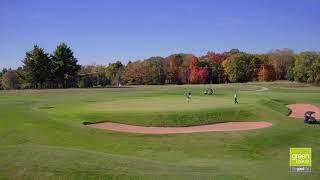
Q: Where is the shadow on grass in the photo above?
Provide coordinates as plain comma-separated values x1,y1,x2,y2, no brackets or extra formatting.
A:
38,106,55,109
83,121,96,125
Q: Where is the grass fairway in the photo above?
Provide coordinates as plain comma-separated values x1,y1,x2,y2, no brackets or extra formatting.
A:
0,81,320,179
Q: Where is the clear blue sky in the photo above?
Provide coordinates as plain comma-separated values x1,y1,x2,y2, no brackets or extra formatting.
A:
1,0,320,69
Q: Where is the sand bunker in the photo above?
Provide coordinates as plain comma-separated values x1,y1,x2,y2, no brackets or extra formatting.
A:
287,104,320,119
87,121,272,134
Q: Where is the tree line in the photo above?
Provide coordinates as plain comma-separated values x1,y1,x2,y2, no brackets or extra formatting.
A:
0,45,319,89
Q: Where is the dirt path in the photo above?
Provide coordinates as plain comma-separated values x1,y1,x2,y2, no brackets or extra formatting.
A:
287,104,320,119
87,121,272,134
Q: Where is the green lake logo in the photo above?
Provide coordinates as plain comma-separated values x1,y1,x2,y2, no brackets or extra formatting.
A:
289,148,312,172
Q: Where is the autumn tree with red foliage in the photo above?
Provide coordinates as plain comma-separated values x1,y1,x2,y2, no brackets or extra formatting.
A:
206,51,227,64
197,68,208,83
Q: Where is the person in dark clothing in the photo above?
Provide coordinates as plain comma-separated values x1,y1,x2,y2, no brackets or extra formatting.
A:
234,93,238,104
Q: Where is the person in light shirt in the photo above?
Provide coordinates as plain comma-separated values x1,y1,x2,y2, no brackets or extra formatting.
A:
186,92,192,104
234,93,238,104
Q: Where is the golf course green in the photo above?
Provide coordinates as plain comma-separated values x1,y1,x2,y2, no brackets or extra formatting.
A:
0,81,319,179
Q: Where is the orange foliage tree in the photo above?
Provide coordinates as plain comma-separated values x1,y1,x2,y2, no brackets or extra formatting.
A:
166,55,181,84
258,64,276,81
189,57,199,83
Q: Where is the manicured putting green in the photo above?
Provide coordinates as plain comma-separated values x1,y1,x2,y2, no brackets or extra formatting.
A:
87,95,259,112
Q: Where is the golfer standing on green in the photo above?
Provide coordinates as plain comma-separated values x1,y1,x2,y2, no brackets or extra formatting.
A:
187,92,192,104
234,93,238,104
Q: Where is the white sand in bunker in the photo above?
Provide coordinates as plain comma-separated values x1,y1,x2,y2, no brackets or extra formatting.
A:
87,121,272,134
287,104,320,119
